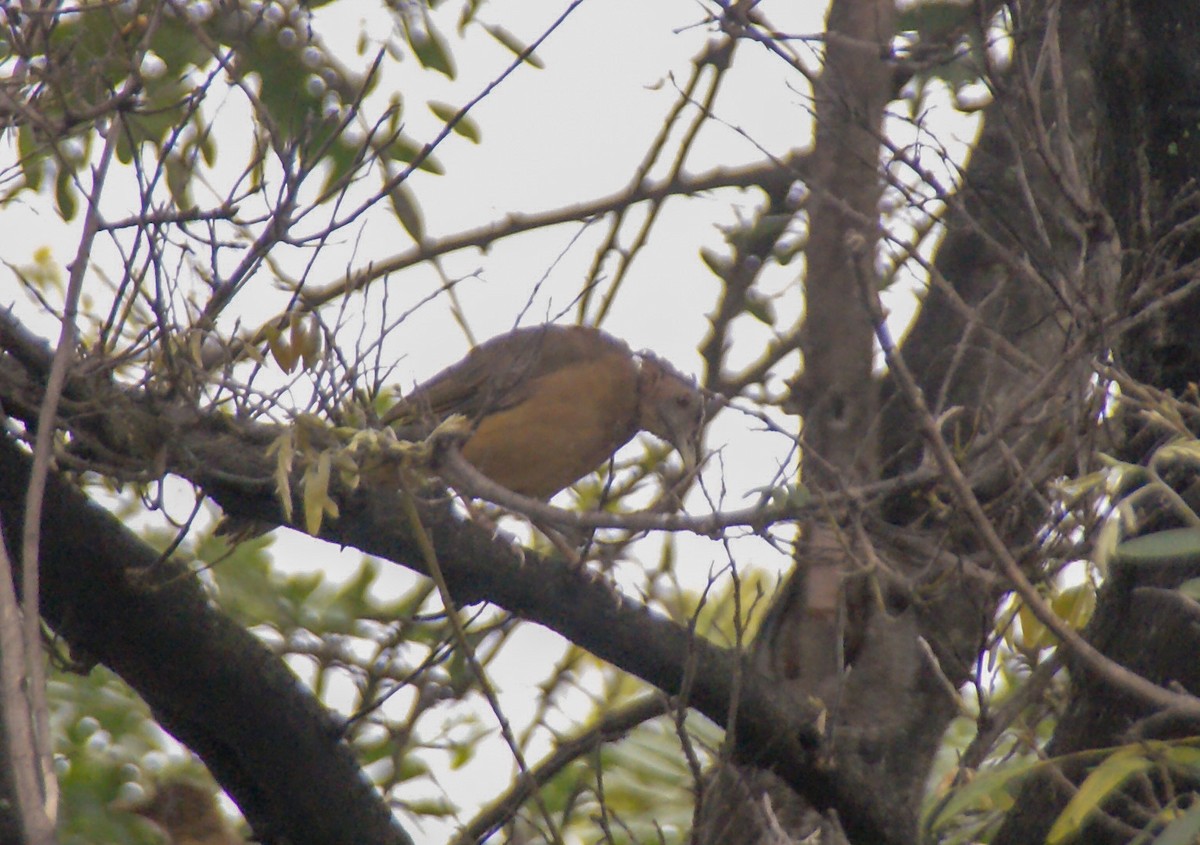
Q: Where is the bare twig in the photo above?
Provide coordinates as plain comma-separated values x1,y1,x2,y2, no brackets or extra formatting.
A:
438,447,934,536
395,488,565,845
453,696,670,845
0,515,50,845
859,254,1200,720
15,91,124,845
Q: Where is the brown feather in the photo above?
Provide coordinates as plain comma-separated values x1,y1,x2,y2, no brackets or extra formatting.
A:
383,324,705,497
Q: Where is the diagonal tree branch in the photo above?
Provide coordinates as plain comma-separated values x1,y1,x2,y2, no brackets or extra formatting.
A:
0,307,910,845
0,437,412,845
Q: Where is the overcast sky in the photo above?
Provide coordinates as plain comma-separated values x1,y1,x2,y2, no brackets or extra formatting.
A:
1,1,985,838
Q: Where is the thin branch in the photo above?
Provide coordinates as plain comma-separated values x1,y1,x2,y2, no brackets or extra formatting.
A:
396,488,565,845
857,241,1200,721
18,94,123,845
0,514,47,845
296,155,805,311
437,447,934,536
453,696,670,845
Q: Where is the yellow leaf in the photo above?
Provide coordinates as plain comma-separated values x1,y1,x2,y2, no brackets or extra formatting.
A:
300,318,323,369
242,335,267,365
304,449,333,535
264,324,297,373
1017,600,1050,653
267,428,295,523
1052,583,1096,631
1164,745,1200,771
1047,748,1153,844
187,330,205,367
1153,438,1200,467
288,312,304,357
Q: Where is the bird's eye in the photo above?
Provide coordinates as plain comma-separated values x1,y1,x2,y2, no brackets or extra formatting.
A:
675,395,692,408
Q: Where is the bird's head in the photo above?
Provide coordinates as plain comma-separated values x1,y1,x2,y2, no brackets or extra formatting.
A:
635,353,709,477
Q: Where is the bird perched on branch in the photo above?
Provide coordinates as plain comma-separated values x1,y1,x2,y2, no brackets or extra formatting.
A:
382,324,707,498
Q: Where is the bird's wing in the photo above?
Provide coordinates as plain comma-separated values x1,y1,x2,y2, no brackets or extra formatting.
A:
388,325,623,423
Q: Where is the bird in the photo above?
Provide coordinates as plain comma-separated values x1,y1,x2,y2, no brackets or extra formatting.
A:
381,324,707,498
118,779,242,845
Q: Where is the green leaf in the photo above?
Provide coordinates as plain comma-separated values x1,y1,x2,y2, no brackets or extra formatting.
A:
428,101,481,143
384,136,443,174
18,125,45,191
449,740,475,769
1115,528,1200,567
198,130,216,167
407,16,456,79
388,182,425,240
372,579,435,621
1179,578,1200,601
1047,748,1154,844
405,797,456,817
55,166,78,221
729,212,789,254
896,0,973,40
744,290,777,325
145,16,210,73
700,246,732,277
483,23,544,68
164,155,193,210
394,755,430,783
320,140,360,198
333,557,380,608
924,759,1036,834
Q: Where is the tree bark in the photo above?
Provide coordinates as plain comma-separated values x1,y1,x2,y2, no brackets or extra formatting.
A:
995,0,1200,840
703,0,1119,840
0,313,909,845
0,437,411,845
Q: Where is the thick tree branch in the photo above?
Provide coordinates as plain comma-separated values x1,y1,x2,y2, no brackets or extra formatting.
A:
0,438,411,845
0,309,909,845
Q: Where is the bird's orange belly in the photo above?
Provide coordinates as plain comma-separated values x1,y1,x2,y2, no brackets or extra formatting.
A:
461,358,638,497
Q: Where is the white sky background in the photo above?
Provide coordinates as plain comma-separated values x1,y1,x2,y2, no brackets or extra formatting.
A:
315,2,831,834
1,0,982,839
336,0,821,366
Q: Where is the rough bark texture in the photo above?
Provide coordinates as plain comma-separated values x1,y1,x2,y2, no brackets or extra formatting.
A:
0,437,412,845
0,312,907,845
697,5,901,840
0,729,21,845
703,0,1121,840
994,0,1200,841
5,0,1200,842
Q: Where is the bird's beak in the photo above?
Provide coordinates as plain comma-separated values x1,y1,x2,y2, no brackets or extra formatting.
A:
636,354,709,479
674,430,701,479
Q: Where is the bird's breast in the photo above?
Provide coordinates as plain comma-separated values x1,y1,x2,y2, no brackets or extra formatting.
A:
460,354,640,497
